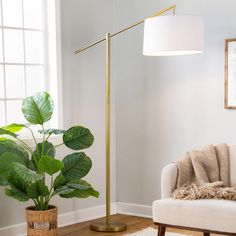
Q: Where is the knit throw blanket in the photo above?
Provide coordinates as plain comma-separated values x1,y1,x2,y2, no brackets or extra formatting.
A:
172,143,236,200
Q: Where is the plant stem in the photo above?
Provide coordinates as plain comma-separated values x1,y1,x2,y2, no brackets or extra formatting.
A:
40,195,44,210
16,137,33,154
28,127,37,146
33,199,38,209
35,198,41,210
45,175,54,209
41,124,46,156
46,143,64,156
54,143,64,148
45,134,51,142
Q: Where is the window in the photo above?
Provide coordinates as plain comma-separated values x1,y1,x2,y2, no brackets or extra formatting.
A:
0,0,61,130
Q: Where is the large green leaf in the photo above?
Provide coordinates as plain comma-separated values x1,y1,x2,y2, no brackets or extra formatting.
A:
0,153,28,179
38,129,65,136
0,137,9,141
5,186,29,202
8,173,28,193
32,141,55,165
6,166,37,202
60,187,99,198
0,140,29,166
0,176,8,186
21,91,54,125
63,126,94,150
28,160,36,171
54,185,74,195
27,180,49,198
67,179,93,191
54,179,99,198
0,140,30,179
53,173,66,189
38,155,64,175
13,162,43,182
0,128,17,138
1,123,26,133
62,152,92,180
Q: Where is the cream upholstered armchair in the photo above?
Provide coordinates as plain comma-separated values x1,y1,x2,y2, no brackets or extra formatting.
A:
152,145,236,236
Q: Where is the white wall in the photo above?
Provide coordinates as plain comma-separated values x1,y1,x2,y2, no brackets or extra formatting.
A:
115,0,236,205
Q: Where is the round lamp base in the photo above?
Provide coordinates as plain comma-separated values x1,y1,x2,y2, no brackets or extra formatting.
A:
90,221,127,232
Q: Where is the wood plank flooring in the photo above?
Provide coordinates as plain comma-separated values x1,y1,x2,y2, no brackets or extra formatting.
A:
58,214,223,236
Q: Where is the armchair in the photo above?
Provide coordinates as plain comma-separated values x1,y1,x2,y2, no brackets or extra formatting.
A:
153,145,236,236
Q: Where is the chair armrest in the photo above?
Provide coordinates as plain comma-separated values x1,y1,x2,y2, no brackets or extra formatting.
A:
161,163,178,198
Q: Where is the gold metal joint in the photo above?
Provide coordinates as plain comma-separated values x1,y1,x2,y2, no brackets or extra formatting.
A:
173,4,176,15
148,5,177,19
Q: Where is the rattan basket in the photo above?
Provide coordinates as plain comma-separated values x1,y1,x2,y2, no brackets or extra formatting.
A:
25,205,58,236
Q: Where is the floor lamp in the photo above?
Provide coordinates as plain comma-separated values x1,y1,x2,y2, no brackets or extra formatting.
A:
74,5,204,232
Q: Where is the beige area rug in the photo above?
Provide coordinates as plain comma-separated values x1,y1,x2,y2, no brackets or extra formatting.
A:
125,227,190,236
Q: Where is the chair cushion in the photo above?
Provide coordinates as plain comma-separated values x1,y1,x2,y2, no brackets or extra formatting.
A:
229,145,236,187
153,198,236,233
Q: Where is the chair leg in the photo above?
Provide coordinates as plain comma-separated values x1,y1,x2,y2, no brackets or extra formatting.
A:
157,225,166,236
203,233,210,236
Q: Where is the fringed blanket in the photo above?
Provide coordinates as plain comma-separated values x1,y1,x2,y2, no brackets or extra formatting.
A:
172,144,236,201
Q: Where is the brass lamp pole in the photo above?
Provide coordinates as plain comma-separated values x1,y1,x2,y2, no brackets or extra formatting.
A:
75,5,176,232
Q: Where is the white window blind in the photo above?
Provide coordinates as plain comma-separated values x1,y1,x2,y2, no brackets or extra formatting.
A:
0,0,51,126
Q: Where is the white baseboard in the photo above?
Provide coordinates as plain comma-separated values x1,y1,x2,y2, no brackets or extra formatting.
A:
117,202,152,218
0,222,26,236
0,202,152,236
58,202,117,227
0,202,117,236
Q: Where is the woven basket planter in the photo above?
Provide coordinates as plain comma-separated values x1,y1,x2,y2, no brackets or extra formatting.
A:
25,205,58,236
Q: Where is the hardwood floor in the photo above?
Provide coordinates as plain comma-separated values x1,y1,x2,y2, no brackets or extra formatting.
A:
58,214,223,236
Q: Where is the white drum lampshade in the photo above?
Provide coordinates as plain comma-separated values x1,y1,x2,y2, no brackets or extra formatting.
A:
143,15,204,56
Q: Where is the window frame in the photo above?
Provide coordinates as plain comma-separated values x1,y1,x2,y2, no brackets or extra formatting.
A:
0,0,63,136
45,0,63,130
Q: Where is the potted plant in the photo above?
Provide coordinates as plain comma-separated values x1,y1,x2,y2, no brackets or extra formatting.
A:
0,91,99,236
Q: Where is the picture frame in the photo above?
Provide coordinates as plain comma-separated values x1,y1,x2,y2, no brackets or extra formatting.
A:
225,38,236,109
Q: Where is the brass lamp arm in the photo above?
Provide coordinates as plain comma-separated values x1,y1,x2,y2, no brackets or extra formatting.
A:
74,4,176,54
